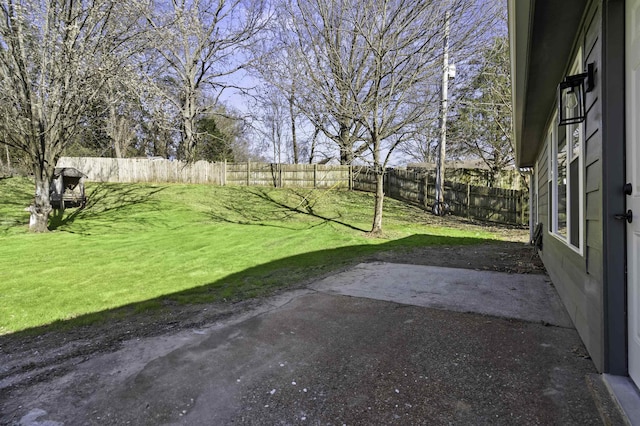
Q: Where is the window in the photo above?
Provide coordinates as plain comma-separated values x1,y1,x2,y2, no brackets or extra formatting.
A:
556,122,568,238
548,52,584,253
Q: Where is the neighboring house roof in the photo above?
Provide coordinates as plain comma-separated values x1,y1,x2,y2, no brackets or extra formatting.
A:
508,0,589,167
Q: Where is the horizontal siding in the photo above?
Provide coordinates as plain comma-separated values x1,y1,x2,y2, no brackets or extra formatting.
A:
586,160,601,193
586,206,603,249
585,128,601,167
541,236,603,369
584,4,600,59
537,144,549,229
583,2,604,294
584,4,601,119
537,142,549,222
587,245,603,282
535,0,604,372
586,190,602,221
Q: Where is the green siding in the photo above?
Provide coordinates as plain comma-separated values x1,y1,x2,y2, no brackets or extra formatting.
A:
536,0,605,372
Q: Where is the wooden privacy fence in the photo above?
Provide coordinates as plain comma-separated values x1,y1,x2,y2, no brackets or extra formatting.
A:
57,157,528,224
354,168,528,225
57,157,352,189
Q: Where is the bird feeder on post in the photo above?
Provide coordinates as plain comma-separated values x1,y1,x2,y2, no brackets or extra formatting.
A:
49,167,87,211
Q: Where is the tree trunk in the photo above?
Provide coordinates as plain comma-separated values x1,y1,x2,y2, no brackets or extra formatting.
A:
111,104,124,159
182,87,198,162
308,127,320,164
370,171,384,234
183,115,196,162
29,172,52,232
489,168,499,188
289,94,298,164
338,124,354,165
4,144,10,174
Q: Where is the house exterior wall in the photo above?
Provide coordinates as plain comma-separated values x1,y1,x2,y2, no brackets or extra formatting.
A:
533,1,606,371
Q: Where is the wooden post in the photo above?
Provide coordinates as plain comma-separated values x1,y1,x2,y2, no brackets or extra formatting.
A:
520,191,525,225
223,159,227,186
349,165,353,190
314,164,318,188
279,163,283,188
423,174,428,209
247,160,250,186
434,8,451,216
466,183,471,219
384,169,387,195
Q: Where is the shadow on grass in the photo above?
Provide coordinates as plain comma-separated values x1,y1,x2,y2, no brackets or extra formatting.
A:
0,234,540,391
0,177,34,232
0,178,168,233
49,183,167,233
1,233,499,340
209,187,368,232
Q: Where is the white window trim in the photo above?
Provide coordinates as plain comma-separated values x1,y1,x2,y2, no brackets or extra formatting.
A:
547,50,585,256
547,121,558,236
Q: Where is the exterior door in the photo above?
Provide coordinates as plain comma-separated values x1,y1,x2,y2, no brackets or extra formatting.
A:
627,0,640,388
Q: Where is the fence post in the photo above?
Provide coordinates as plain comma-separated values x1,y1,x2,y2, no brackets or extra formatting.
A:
520,191,525,225
279,163,283,188
466,183,471,219
385,169,390,196
422,174,428,209
223,160,227,186
247,160,250,186
314,164,318,188
349,165,353,190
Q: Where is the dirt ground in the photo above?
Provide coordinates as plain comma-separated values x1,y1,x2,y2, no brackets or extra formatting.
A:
0,222,545,411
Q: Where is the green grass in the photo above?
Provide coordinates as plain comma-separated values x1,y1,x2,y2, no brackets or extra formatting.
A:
0,177,501,335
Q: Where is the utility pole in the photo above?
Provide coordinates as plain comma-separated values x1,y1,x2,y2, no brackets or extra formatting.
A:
434,8,451,216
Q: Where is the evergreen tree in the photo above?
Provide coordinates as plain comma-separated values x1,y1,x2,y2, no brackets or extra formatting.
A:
448,36,513,186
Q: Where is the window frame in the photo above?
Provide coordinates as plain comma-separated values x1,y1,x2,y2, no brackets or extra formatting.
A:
547,51,585,255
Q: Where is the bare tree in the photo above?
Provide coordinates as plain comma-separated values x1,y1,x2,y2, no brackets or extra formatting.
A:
448,35,513,186
249,81,325,164
0,0,148,231
281,0,372,166
383,0,503,166
253,87,288,163
211,106,253,161
145,0,268,162
285,0,479,233
250,11,327,165
104,79,142,158
354,0,456,232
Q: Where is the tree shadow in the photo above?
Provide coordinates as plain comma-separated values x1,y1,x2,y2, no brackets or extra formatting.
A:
209,187,368,232
49,183,167,233
0,233,529,390
0,177,35,232
1,233,492,334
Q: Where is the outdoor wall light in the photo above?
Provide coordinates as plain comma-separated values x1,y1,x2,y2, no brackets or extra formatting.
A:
558,62,595,126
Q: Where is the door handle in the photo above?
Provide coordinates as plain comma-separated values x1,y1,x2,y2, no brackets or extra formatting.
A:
614,210,633,223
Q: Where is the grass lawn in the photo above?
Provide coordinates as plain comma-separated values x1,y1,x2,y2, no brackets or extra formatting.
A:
0,176,503,335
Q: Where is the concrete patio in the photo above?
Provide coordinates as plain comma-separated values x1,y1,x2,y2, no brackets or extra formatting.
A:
4,263,628,425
